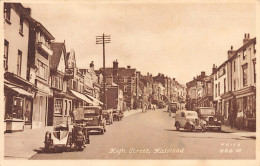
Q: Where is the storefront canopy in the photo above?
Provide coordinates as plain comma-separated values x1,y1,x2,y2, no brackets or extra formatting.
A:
85,94,103,105
70,90,95,105
5,83,33,97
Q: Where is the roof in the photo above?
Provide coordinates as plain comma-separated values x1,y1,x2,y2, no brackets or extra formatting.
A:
50,42,65,70
103,67,136,77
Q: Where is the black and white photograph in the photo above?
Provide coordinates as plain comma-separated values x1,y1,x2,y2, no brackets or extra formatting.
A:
1,0,259,165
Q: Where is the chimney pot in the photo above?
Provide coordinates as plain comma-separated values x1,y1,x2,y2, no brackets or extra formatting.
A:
127,65,131,69
231,46,233,50
244,33,247,38
248,33,250,38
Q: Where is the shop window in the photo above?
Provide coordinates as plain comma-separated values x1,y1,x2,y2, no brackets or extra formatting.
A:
4,40,9,71
54,99,63,115
242,64,248,87
4,3,11,22
12,97,23,119
17,50,22,76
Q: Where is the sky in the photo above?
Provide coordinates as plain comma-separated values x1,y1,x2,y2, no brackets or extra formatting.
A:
23,1,257,84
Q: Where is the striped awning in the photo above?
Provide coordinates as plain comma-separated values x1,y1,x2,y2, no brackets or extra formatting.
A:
5,83,33,97
70,90,95,105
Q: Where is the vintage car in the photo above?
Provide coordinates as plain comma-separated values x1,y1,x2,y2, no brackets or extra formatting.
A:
74,106,106,134
174,110,206,132
103,109,113,125
158,101,166,109
44,117,88,152
196,107,221,131
113,109,124,121
168,102,178,113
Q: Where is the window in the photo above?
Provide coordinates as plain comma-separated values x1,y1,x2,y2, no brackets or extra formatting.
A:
218,82,220,96
4,3,11,22
215,84,217,97
54,99,63,115
233,60,236,72
12,97,24,120
242,64,248,87
37,60,48,80
54,77,58,88
124,77,128,83
124,85,127,92
234,80,236,91
73,80,77,90
253,44,256,53
215,73,217,80
19,16,24,34
69,101,72,115
4,40,9,70
243,50,247,60
253,60,256,83
17,50,22,76
65,100,68,116
224,78,226,93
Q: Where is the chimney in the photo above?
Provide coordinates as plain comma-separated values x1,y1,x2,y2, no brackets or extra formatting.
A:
228,45,235,59
127,65,131,69
193,77,195,80
147,72,149,76
25,7,31,15
212,64,217,73
243,33,251,45
113,59,118,69
201,71,206,78
90,61,94,69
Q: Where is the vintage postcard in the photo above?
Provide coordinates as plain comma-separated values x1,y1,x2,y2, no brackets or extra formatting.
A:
1,0,259,166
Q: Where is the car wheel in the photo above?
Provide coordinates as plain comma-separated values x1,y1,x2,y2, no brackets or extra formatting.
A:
100,129,104,135
175,122,180,131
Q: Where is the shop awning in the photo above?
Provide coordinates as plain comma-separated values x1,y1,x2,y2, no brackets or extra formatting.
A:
5,84,33,97
85,94,103,105
70,90,95,105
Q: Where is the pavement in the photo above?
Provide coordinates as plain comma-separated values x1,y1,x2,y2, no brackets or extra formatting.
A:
4,109,142,160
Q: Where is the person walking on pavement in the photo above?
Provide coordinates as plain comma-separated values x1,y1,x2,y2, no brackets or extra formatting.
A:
237,110,244,130
229,112,234,129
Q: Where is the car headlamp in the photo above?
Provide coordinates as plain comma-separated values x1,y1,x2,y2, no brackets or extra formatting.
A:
214,118,217,121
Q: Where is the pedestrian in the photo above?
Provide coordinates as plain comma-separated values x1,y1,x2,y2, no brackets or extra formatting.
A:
229,112,234,129
237,110,244,130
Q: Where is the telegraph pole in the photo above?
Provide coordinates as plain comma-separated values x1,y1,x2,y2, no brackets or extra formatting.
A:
96,34,111,110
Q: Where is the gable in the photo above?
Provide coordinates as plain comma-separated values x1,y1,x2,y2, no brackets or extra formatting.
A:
57,51,66,73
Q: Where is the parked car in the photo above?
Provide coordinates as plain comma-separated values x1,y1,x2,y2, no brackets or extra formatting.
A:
158,101,166,109
74,106,106,134
113,109,124,121
168,102,178,113
175,110,206,132
103,109,113,125
44,117,88,152
196,107,221,131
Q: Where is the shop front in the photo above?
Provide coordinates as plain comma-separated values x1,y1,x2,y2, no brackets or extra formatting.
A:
4,82,34,132
234,86,256,130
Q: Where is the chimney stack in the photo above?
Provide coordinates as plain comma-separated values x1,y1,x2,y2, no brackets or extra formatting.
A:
90,61,94,68
113,59,118,69
243,33,251,45
25,7,31,15
201,71,206,78
127,65,131,69
228,46,235,59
